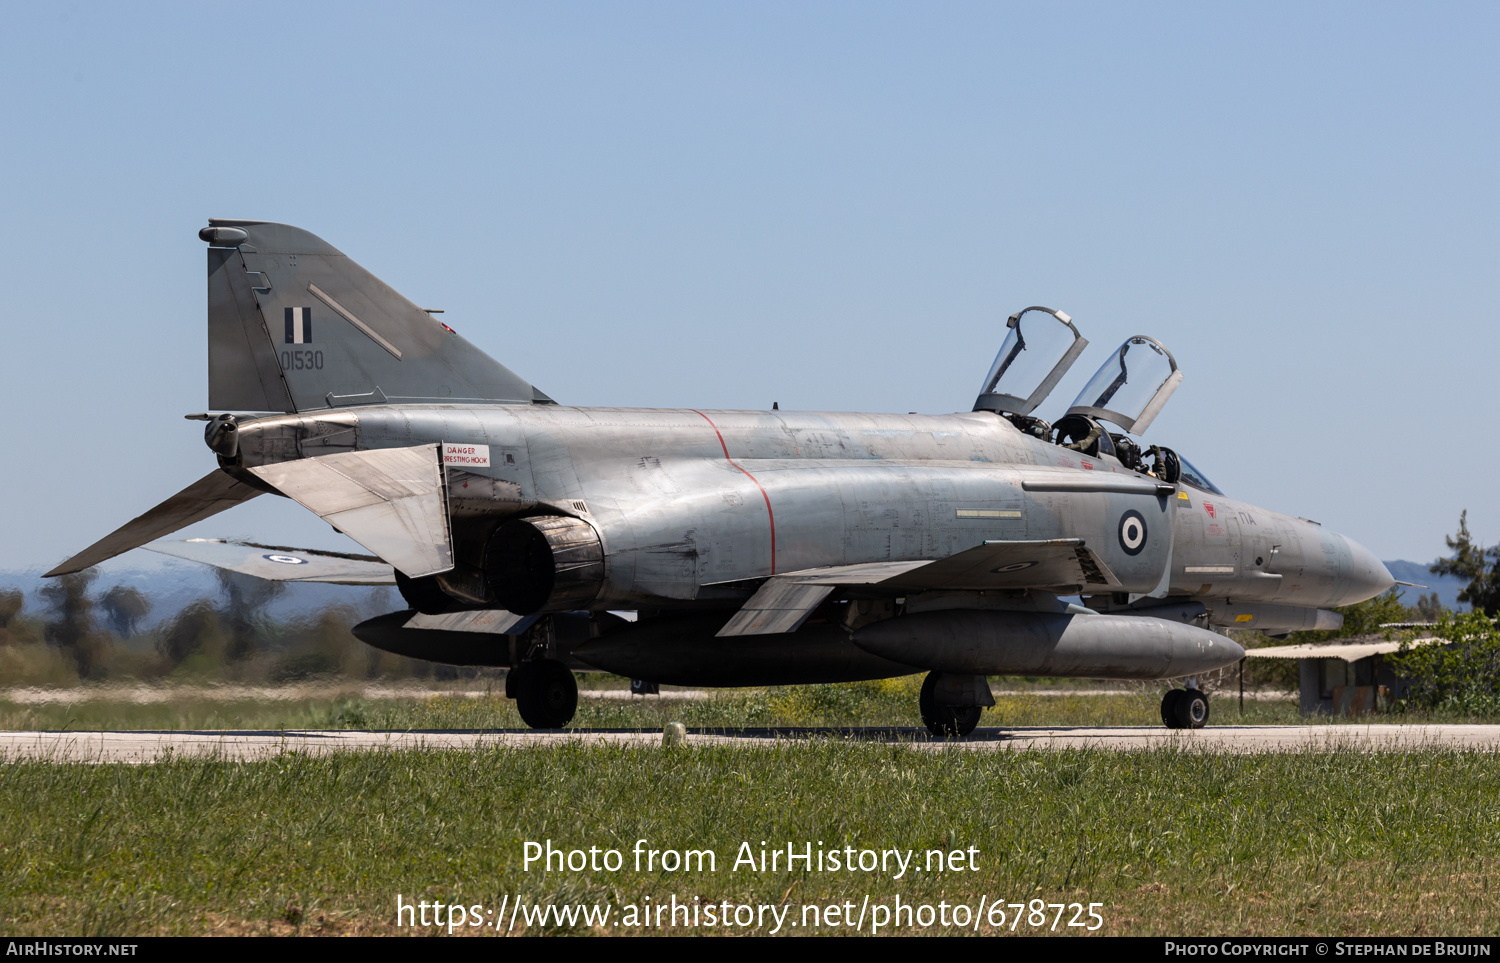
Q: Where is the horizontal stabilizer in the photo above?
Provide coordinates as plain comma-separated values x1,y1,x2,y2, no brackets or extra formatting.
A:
249,445,453,578
145,539,395,585
45,470,263,577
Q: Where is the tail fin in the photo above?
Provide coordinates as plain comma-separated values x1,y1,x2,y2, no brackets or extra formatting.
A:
202,219,552,412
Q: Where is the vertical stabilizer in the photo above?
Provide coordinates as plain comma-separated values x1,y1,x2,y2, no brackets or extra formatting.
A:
208,245,295,412
201,219,551,412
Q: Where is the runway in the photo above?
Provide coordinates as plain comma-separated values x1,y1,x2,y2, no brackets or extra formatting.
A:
4,724,1500,762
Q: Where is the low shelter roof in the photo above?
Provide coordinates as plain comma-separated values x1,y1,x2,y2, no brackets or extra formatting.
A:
1243,635,1443,664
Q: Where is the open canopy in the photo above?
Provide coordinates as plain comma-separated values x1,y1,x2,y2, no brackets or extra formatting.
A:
973,307,1089,416
1064,335,1183,435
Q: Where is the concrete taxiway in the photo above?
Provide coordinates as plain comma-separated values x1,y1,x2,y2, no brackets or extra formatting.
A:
3,725,1500,762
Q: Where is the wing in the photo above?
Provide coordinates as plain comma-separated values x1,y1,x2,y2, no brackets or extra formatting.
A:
874,538,1121,592
248,445,454,578
716,538,1123,637
145,538,396,585
46,470,263,577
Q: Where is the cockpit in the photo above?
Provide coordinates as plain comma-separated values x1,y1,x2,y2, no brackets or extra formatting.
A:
973,306,1222,492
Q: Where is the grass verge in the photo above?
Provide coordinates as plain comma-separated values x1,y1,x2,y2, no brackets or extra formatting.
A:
4,677,1494,731
2,744,1498,936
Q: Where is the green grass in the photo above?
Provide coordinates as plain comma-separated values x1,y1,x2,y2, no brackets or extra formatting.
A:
12,674,1500,733
2,745,1499,936
0,680,1228,731
3,677,1494,732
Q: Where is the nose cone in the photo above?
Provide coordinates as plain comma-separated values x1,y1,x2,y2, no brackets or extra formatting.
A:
1340,534,1395,605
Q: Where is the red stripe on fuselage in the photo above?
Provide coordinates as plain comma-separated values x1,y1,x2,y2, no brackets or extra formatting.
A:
690,410,776,575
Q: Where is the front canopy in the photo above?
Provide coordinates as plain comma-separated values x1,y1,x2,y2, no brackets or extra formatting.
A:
1064,335,1183,435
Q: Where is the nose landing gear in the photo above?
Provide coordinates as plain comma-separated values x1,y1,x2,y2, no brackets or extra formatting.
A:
1160,687,1210,729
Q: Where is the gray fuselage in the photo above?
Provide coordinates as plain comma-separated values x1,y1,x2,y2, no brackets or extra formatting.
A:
226,403,1393,626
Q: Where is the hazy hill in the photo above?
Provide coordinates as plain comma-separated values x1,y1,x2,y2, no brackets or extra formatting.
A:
0,560,395,631
0,559,1473,629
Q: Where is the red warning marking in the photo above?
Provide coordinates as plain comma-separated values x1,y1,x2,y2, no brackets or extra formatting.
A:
691,410,776,574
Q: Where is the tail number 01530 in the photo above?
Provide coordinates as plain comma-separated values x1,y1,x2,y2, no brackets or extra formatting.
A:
280,350,325,371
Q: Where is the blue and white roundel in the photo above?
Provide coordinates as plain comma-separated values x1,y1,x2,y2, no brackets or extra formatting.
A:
263,554,308,565
1118,511,1147,556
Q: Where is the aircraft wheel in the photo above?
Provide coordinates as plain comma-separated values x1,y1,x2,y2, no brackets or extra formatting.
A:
919,672,982,738
505,662,529,700
1174,688,1210,729
514,658,578,730
1160,689,1184,729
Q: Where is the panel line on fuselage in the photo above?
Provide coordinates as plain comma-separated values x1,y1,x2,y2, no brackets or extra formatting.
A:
690,409,777,575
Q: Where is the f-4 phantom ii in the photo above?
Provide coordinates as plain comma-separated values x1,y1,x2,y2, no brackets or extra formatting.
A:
47,219,1395,734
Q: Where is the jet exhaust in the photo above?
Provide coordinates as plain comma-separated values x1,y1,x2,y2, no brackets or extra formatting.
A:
485,515,604,614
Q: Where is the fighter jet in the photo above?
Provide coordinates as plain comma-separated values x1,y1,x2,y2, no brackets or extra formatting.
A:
46,220,1395,734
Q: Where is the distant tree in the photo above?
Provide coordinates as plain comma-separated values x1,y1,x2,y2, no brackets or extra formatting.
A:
156,599,221,667
39,569,109,678
0,588,23,646
0,589,22,629
215,570,285,661
100,585,152,638
1415,591,1446,623
1283,587,1417,647
1387,611,1500,713
1430,510,1500,617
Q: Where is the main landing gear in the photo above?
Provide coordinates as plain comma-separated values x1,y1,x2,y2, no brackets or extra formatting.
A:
919,672,983,738
1160,687,1209,729
508,658,578,729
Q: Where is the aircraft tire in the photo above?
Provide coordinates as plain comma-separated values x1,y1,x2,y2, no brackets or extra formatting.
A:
1160,689,1185,729
919,671,982,738
1174,688,1210,729
505,662,529,700
515,658,578,729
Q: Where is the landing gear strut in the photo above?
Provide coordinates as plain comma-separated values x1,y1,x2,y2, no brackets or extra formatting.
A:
919,672,983,737
1160,687,1209,729
510,658,578,729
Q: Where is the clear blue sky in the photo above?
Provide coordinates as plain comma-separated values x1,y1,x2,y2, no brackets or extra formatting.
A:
2,2,1496,572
